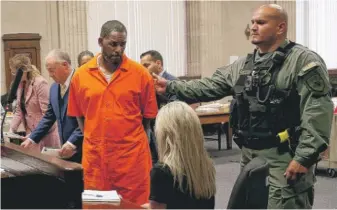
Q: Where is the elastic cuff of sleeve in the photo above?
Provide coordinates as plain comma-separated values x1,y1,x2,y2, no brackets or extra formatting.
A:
293,154,318,169
28,138,37,144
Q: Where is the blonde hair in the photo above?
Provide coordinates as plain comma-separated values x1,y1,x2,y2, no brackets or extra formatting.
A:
155,101,216,199
9,54,41,81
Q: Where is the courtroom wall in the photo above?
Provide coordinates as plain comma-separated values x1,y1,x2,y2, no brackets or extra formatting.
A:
87,0,187,77
1,1,296,94
1,1,87,94
1,1,53,93
186,0,296,77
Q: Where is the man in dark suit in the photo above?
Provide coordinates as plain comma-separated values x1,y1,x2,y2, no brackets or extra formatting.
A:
140,50,177,108
21,49,83,163
140,50,178,165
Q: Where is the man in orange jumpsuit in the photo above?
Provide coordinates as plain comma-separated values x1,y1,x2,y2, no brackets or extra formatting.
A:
67,20,158,205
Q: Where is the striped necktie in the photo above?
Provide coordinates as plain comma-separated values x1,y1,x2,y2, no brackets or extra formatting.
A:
60,84,67,98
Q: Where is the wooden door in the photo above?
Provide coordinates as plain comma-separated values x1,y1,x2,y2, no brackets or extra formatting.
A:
2,33,42,90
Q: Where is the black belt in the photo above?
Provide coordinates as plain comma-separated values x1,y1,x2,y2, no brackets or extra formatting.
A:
237,130,283,150
241,136,282,150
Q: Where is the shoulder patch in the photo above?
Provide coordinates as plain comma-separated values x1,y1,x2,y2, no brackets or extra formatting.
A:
299,65,331,96
305,73,325,93
302,62,319,72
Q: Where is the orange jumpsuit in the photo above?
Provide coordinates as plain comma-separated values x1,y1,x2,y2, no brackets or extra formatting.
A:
67,54,158,205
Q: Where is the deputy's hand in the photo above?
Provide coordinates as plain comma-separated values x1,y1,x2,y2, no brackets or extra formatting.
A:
59,143,76,159
152,73,167,94
284,160,308,181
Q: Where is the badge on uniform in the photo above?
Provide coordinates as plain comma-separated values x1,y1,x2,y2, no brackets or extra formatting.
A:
305,73,325,92
300,61,329,95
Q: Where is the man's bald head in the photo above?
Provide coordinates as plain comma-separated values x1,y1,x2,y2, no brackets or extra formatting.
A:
250,4,288,51
258,4,288,25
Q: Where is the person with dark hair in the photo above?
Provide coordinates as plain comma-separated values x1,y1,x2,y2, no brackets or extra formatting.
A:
77,50,94,67
140,50,178,165
140,50,176,81
67,20,158,205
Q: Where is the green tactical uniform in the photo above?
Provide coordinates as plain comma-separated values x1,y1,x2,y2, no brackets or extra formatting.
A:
166,39,334,209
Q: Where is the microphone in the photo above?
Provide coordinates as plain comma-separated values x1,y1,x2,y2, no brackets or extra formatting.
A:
1,68,24,143
7,68,24,105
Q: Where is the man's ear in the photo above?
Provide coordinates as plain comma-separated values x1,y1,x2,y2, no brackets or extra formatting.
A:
98,37,103,47
62,61,68,68
277,22,287,35
155,60,162,67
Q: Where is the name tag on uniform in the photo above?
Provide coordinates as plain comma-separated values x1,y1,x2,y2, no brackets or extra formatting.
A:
302,62,318,72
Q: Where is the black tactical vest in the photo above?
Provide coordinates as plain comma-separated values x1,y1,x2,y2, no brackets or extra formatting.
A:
230,42,300,149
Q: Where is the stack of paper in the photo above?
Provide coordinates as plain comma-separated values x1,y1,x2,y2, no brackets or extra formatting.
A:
41,147,61,158
195,103,230,114
82,190,120,202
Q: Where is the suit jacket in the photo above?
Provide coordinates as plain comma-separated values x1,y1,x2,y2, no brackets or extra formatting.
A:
162,71,177,81
10,76,60,150
29,81,83,163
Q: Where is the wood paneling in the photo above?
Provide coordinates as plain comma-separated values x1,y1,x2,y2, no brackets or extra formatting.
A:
2,33,42,90
185,1,297,77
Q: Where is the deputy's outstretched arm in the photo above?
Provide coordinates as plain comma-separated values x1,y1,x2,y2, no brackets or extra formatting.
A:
166,58,245,104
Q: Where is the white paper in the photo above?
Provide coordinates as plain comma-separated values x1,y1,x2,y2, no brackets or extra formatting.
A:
82,190,120,202
41,147,61,158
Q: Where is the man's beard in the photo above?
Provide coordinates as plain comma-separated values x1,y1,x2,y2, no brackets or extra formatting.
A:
103,53,122,65
251,36,276,46
251,39,263,45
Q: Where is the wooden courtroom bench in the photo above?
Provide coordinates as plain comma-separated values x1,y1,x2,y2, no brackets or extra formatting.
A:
1,142,83,209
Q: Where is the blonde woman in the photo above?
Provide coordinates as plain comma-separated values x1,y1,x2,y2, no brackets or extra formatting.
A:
9,54,60,151
150,101,216,209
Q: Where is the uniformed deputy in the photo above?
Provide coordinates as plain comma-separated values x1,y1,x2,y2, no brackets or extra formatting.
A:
153,4,334,209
